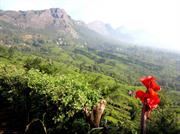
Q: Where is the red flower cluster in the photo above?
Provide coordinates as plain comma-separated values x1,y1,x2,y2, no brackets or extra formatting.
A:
135,76,161,111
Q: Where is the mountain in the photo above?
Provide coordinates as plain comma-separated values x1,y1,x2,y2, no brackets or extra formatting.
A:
88,21,134,43
87,21,114,36
0,9,134,54
88,21,179,52
0,8,78,38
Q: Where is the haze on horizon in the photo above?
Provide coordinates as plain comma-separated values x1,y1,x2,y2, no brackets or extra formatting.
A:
0,0,179,52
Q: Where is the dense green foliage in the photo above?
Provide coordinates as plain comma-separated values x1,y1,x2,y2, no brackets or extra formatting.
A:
0,65,100,133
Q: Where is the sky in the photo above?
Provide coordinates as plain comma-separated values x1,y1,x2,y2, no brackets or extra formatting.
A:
0,0,179,52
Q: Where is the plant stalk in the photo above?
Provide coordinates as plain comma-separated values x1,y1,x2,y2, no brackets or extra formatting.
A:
140,104,147,134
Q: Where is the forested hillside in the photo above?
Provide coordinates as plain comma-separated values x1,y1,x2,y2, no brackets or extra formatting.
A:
0,8,179,134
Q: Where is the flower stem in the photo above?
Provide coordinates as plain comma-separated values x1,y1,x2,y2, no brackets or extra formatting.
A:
141,104,147,134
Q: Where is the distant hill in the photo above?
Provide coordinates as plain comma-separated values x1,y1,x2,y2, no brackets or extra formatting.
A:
88,21,134,43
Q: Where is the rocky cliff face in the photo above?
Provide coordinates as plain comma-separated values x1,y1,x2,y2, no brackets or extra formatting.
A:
0,8,78,38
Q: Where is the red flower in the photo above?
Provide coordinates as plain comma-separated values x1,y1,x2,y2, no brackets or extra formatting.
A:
140,76,154,89
147,95,160,110
136,90,160,110
135,90,147,102
140,76,160,91
148,88,158,96
135,76,161,111
150,80,161,91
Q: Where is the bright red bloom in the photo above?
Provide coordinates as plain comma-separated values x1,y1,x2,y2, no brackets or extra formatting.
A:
140,76,154,89
136,90,160,110
140,76,160,91
148,88,158,96
147,95,160,110
150,80,161,91
135,90,147,102
136,76,161,112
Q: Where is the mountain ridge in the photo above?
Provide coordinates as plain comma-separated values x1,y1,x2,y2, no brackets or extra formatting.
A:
87,21,134,43
0,8,79,38
0,8,136,47
0,8,133,52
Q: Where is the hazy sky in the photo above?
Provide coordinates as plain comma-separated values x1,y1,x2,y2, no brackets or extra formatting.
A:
0,0,179,51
